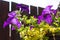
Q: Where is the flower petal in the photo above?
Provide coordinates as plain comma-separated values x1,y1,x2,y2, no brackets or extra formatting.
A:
12,26,15,30
30,25,34,30
42,5,52,15
11,18,21,29
3,17,13,28
38,15,43,24
3,21,9,28
45,15,52,24
8,11,16,17
16,4,29,13
51,10,57,15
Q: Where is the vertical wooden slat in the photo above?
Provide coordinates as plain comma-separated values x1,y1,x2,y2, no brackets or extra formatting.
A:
11,2,19,11
38,7,44,16
0,1,9,40
30,6,37,17
11,2,21,40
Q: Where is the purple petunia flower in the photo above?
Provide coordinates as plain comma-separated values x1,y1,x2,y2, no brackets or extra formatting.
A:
44,14,52,24
38,5,57,24
42,5,52,15
8,11,16,17
12,26,15,30
16,4,29,13
3,11,21,30
37,15,43,24
30,25,34,30
51,10,57,15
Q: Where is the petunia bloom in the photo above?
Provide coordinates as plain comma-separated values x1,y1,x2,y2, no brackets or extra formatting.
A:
51,10,57,15
8,11,16,17
30,25,34,30
44,14,52,24
3,11,21,30
42,5,52,15
16,4,29,13
38,5,57,24
37,15,43,24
